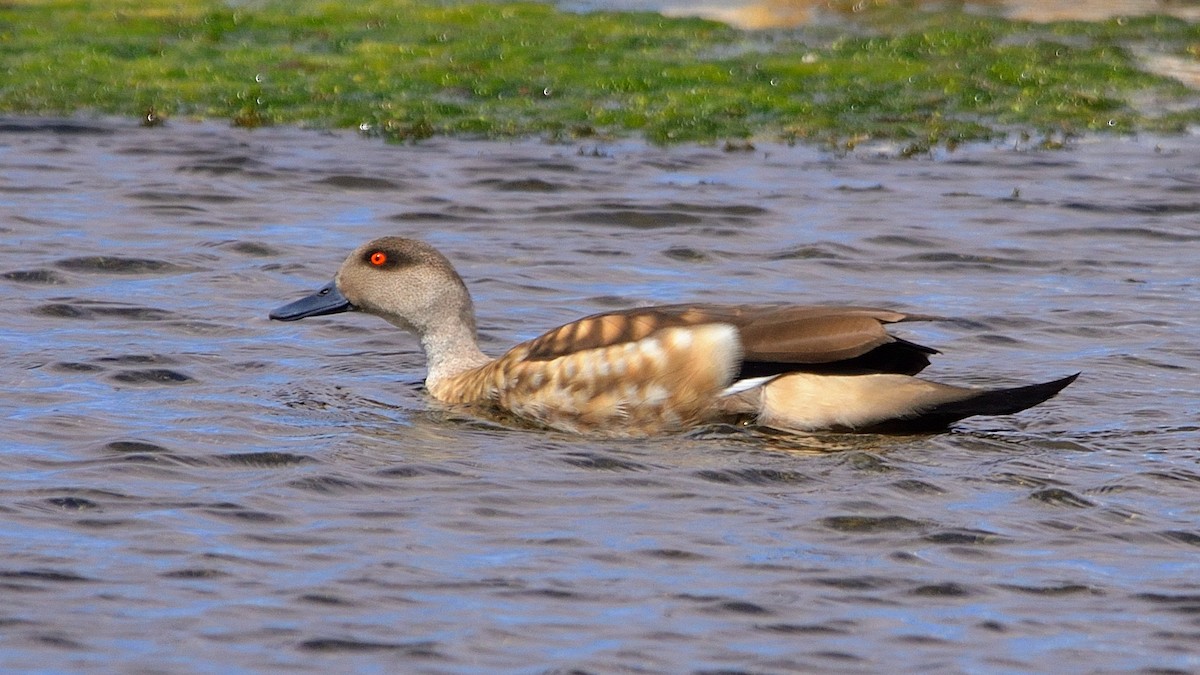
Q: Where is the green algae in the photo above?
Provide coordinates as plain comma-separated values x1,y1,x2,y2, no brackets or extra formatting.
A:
0,0,1196,147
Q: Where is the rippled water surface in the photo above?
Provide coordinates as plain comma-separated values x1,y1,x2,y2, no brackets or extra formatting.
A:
3,118,1199,672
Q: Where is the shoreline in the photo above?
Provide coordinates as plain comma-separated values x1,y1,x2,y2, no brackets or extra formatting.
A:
1,1,1197,149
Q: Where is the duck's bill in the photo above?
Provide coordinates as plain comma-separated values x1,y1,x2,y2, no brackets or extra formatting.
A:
269,280,355,321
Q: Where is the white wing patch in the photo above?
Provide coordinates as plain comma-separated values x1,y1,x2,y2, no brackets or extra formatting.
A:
719,375,778,398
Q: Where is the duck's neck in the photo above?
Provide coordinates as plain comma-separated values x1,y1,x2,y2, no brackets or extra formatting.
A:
420,318,491,399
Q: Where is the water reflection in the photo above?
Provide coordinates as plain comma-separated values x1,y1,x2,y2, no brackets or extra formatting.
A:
2,118,1199,671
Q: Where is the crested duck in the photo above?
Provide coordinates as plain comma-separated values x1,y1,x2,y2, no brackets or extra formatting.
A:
270,236,1077,437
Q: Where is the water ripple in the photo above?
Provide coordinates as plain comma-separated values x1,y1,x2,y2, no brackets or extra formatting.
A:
1,119,1198,672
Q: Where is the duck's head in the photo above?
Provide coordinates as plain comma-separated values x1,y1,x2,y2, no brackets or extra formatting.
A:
269,236,476,337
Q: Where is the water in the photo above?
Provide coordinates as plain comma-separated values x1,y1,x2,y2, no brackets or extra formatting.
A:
2,117,1198,672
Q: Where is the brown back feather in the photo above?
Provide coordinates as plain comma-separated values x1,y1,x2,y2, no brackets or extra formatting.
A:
521,303,934,376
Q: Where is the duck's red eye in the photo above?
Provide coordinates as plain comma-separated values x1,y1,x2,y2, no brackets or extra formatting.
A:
369,251,387,266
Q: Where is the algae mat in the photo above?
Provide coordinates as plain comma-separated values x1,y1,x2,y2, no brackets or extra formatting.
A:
1,0,1198,147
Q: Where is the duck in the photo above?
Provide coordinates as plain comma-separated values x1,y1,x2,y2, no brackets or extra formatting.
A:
270,236,1077,437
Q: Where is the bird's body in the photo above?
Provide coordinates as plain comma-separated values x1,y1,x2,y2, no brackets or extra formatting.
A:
270,237,1076,437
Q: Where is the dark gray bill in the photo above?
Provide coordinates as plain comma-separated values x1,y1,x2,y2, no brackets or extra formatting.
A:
269,280,355,321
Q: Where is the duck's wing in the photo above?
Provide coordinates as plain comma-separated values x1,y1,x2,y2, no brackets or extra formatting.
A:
522,303,937,378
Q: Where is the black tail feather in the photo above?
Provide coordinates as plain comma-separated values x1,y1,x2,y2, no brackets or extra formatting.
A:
864,372,1079,433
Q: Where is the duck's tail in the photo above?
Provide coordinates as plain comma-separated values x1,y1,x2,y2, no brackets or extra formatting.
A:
750,372,1078,433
